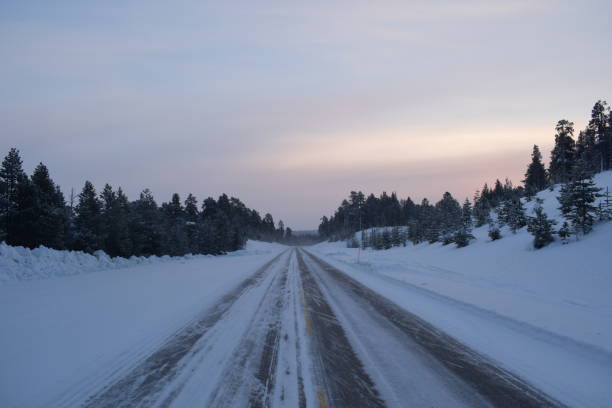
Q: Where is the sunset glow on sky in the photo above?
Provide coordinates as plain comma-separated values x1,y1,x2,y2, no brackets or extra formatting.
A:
2,0,611,229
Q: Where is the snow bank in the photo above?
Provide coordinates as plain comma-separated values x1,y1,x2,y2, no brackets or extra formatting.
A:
0,240,283,284
0,241,287,407
313,171,612,352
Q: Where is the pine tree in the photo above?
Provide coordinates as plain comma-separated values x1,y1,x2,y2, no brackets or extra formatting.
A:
527,206,556,249
382,229,392,249
575,129,598,175
523,145,548,197
461,198,473,229
473,189,491,227
436,192,462,245
161,193,189,256
453,199,474,247
74,181,103,253
391,226,401,247
99,184,131,257
558,169,602,236
30,163,67,249
0,148,27,244
549,119,576,184
497,199,526,233
129,189,162,256
184,193,199,253
589,100,610,171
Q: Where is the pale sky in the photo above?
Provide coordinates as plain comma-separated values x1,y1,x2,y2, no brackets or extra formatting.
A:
1,0,611,229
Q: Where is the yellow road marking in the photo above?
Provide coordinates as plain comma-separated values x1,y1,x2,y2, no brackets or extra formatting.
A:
301,294,313,336
317,390,329,408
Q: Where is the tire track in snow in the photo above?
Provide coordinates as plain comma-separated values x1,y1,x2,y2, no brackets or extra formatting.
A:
301,249,566,408
81,250,289,408
296,249,385,408
204,254,290,408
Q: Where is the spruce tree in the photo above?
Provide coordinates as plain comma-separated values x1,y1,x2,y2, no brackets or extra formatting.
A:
523,145,548,197
589,100,610,171
576,129,598,174
453,199,474,247
184,193,199,253
30,163,67,249
557,169,602,236
473,190,491,227
74,181,103,253
382,229,392,249
0,148,27,244
527,206,556,249
391,226,401,247
497,199,526,233
97,184,132,257
549,119,576,184
130,189,162,256
436,192,462,245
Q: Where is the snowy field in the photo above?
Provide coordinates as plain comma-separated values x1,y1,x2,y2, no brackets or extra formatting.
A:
310,171,612,407
0,241,286,408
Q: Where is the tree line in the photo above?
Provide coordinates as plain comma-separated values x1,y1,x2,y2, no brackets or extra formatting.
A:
319,99,612,249
0,149,292,257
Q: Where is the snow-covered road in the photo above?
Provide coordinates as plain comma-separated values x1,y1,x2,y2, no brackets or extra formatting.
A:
11,234,612,408
2,246,578,408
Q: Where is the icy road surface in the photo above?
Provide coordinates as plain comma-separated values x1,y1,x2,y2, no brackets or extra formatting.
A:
15,248,569,408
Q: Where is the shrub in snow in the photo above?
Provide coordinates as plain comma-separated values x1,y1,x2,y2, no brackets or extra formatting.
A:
453,229,474,248
527,207,556,249
558,222,571,244
488,225,502,241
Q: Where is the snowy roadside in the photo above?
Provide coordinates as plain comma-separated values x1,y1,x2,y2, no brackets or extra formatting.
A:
0,240,286,408
0,240,281,283
307,244,612,407
307,169,612,408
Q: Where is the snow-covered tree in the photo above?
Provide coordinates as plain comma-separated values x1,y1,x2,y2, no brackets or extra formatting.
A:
527,206,556,249
557,169,602,236
523,145,548,197
549,119,576,184
497,199,526,233
74,181,103,253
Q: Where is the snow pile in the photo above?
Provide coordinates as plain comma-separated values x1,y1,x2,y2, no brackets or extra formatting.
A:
0,240,283,283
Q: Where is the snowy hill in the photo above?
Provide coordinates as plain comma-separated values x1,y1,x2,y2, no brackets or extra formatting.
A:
310,175,612,407
313,172,612,355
